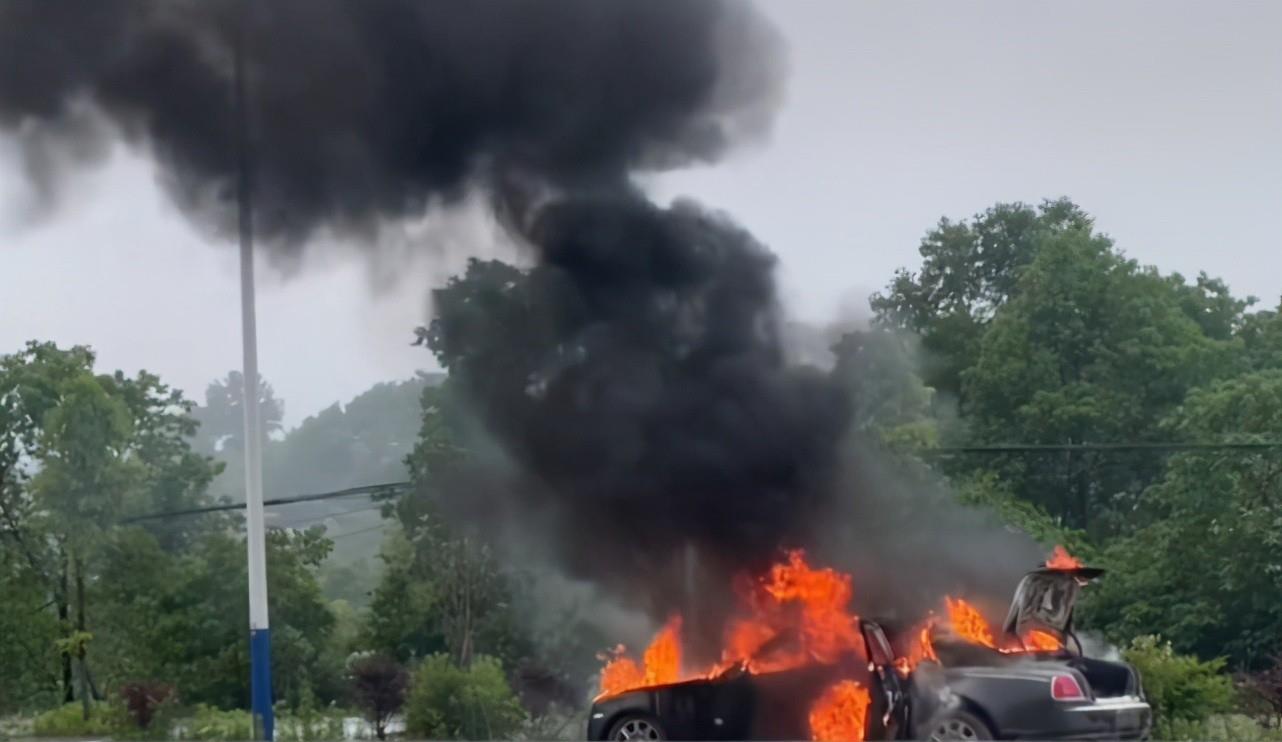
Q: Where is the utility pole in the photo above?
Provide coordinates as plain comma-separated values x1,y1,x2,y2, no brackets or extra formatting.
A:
235,11,274,740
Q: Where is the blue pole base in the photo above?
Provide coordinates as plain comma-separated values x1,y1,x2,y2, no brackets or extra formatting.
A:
250,628,274,741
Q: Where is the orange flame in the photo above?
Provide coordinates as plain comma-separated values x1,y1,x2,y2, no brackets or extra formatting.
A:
720,550,865,672
945,596,995,648
1045,545,1083,570
809,680,870,742
598,551,866,703
1022,629,1063,652
942,597,1063,654
598,616,682,697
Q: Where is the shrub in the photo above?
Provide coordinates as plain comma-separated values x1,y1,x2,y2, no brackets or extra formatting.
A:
32,702,129,737
176,705,254,741
405,654,526,740
121,681,176,731
349,653,410,740
1125,635,1235,737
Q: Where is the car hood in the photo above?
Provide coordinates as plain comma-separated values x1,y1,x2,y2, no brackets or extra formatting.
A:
1001,566,1104,640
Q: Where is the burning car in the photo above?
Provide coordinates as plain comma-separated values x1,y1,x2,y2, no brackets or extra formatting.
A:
587,619,911,740
912,561,1151,741
586,548,1151,741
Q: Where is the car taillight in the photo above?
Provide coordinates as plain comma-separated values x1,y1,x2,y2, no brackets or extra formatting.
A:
1051,674,1088,701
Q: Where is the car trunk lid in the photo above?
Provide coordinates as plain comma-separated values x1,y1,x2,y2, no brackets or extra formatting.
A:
1001,566,1104,642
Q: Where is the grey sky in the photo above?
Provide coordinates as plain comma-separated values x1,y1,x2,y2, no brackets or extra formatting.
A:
3,1,1279,426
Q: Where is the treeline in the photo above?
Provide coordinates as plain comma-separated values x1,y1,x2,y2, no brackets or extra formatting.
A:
3,198,1281,739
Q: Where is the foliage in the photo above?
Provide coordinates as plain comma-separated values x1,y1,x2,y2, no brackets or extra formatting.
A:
871,198,1094,398
31,701,129,737
120,681,175,731
349,654,409,740
959,225,1229,534
1083,371,1282,667
1123,636,1235,737
176,705,254,741
405,654,526,740
1239,655,1282,730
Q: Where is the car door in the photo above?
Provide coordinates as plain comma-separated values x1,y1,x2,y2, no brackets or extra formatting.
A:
861,621,908,739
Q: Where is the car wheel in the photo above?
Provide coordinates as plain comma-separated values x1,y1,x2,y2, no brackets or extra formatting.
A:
929,710,994,741
608,713,667,741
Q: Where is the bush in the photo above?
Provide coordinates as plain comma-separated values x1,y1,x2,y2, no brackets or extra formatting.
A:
175,705,254,741
121,681,177,732
1125,635,1236,737
405,654,526,740
32,702,129,737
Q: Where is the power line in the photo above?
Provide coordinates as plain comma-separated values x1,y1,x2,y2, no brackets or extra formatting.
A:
328,522,392,541
923,442,1282,455
120,481,411,524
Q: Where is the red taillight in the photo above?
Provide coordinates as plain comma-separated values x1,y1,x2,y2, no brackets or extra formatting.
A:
1051,674,1088,701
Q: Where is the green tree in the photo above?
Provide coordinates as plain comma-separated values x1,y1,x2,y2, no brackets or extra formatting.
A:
960,228,1228,533
871,199,1094,399
1083,371,1282,668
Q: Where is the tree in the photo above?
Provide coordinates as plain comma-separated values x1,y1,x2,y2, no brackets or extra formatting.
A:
0,342,223,711
348,654,409,740
190,371,284,456
871,199,1094,399
959,228,1228,533
1082,371,1282,668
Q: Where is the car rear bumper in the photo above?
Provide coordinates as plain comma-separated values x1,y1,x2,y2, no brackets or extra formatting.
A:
1011,695,1152,740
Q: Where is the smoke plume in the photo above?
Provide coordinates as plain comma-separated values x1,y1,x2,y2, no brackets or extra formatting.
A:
3,0,1044,651
0,0,782,246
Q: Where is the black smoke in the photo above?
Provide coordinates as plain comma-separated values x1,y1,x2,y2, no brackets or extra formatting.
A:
3,0,1043,652
0,0,782,246
423,197,853,644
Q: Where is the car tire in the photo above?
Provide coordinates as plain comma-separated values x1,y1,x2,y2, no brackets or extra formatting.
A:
607,713,667,741
929,710,994,741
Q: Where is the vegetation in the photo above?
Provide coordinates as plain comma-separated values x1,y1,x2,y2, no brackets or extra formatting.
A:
3,198,1281,738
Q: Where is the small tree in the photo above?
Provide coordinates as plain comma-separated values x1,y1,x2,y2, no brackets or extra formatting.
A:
120,680,174,732
1239,654,1282,730
349,654,409,740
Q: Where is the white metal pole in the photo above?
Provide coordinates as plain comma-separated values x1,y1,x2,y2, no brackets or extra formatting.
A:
236,16,274,740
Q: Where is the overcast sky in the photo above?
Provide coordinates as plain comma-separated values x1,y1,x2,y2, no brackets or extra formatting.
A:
3,1,1280,427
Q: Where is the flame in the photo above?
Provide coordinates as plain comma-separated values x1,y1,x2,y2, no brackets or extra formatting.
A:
598,616,682,698
896,617,939,677
809,680,870,742
598,648,645,698
942,597,1063,654
720,550,865,672
945,596,995,648
1045,545,1083,570
1023,629,1063,652
596,549,868,737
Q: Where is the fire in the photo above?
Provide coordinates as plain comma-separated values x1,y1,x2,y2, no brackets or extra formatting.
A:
1045,545,1083,570
809,680,870,742
598,616,682,697
895,617,939,677
720,550,865,672
597,551,871,739
1023,629,1063,652
945,596,995,648
942,597,1063,654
